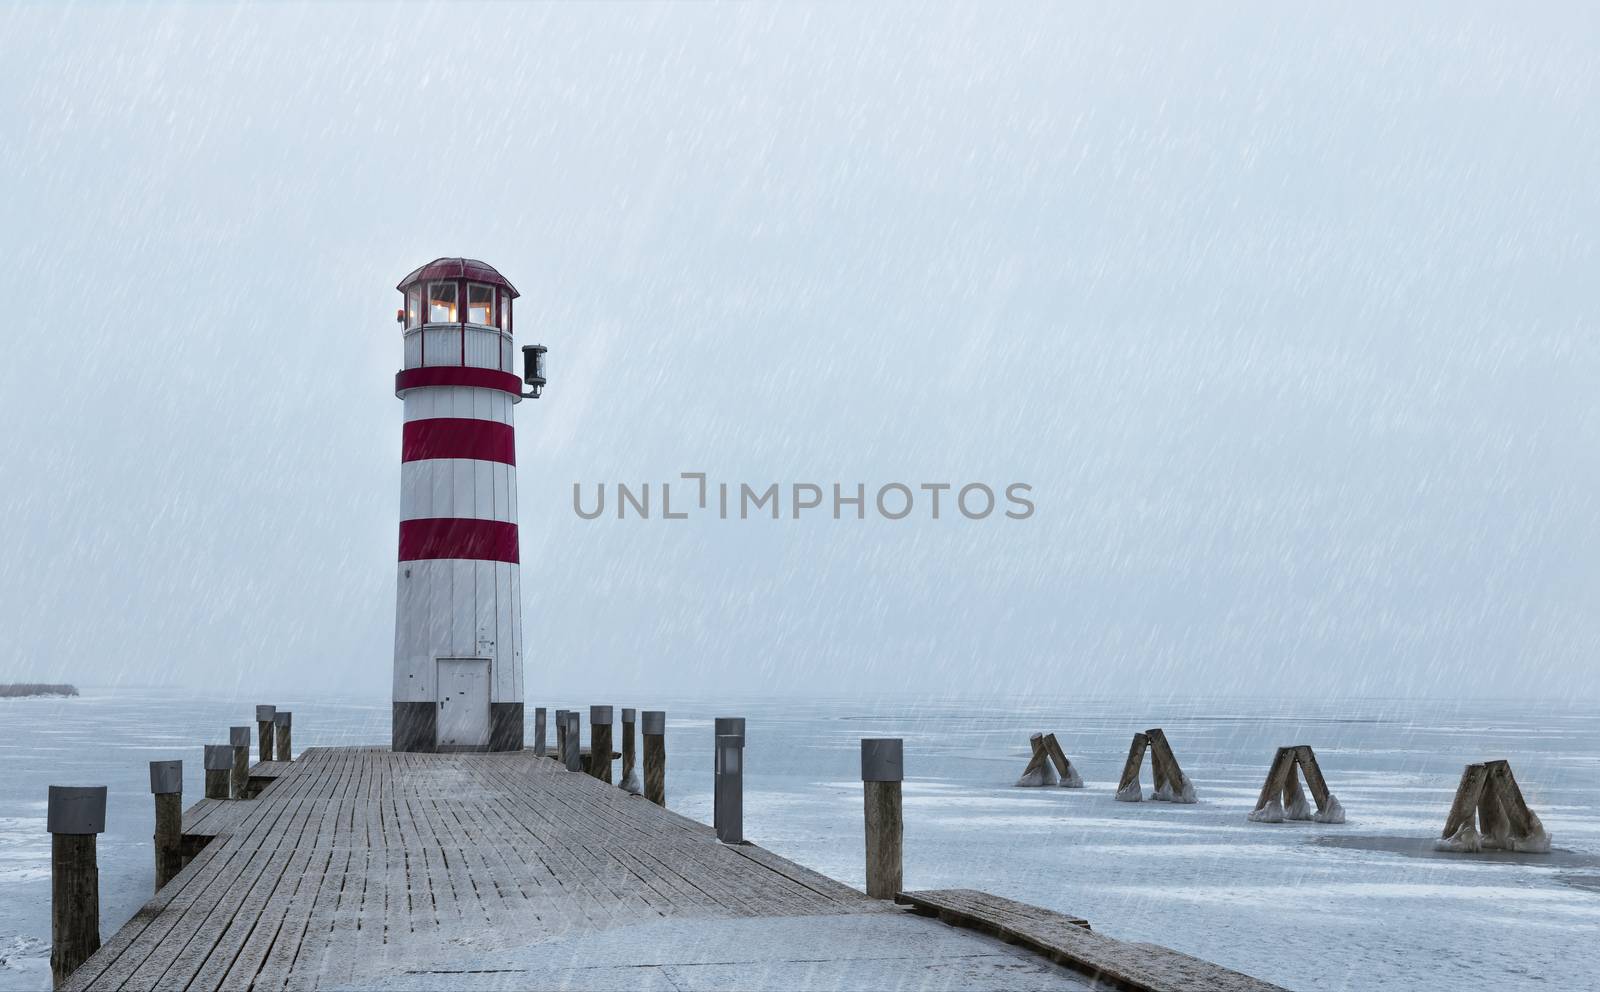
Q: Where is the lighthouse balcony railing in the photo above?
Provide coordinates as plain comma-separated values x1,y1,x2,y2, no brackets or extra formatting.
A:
404,323,514,373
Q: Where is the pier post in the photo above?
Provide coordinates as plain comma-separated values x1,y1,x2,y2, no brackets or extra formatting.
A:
1295,746,1331,809
620,708,640,794
589,706,614,783
714,732,744,844
563,710,582,772
713,718,745,840
1041,733,1083,788
273,711,292,761
1015,732,1058,787
534,707,547,758
255,705,276,764
149,760,183,891
642,710,666,806
229,726,251,799
48,785,105,989
204,745,232,799
1116,733,1149,801
861,738,904,900
555,710,568,761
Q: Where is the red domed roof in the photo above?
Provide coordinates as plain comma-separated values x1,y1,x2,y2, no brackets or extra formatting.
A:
397,258,519,298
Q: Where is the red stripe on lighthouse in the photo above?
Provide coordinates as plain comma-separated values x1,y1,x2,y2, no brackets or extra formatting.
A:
395,366,524,398
402,419,516,465
398,518,520,564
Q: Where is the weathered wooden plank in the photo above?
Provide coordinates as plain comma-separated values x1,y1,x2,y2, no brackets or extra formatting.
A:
897,889,1285,992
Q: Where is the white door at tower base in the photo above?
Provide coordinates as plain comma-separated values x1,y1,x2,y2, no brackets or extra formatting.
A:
436,658,491,748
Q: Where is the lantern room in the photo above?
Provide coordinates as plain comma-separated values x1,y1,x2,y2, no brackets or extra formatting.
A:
395,257,521,374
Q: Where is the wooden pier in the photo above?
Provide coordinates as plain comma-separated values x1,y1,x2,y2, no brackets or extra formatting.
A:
61,747,1282,991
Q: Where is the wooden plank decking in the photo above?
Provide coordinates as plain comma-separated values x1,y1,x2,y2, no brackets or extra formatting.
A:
65,747,1279,991
67,747,896,991
898,889,1285,992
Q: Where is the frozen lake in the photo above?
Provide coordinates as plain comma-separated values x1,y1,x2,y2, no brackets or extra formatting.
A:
0,691,1595,991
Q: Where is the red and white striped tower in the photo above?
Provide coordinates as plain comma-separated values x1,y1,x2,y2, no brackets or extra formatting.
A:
391,258,544,753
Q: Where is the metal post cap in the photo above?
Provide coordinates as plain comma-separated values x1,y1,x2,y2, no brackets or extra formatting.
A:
642,711,666,734
714,717,745,744
230,726,251,747
860,738,904,782
149,760,183,794
204,744,235,770
621,708,636,722
590,705,613,725
48,786,108,834
256,705,276,722
273,711,292,728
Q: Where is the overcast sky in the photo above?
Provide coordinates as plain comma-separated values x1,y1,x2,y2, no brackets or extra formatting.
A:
1,3,1595,700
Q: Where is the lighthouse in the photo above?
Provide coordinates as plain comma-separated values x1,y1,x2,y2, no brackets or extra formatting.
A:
391,258,546,753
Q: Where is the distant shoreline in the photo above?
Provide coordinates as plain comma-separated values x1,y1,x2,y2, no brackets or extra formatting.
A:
0,683,78,698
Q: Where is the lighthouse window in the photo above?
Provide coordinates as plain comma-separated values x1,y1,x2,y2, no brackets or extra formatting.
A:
500,296,511,332
467,283,494,325
406,288,421,328
427,282,458,323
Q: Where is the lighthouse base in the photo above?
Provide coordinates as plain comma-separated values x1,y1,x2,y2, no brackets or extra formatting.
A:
392,701,524,753
490,703,525,752
392,702,438,753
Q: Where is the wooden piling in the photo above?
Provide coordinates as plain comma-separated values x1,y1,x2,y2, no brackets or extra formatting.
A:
1145,729,1195,803
1252,746,1343,823
1016,733,1055,787
620,708,640,793
255,705,276,765
589,707,614,783
555,710,568,761
1485,760,1535,838
1437,759,1547,853
229,727,251,799
533,707,547,758
149,761,183,891
1441,763,1488,842
203,745,232,800
1116,733,1149,801
1281,758,1312,819
1476,771,1511,846
1040,734,1083,788
642,710,666,806
861,739,904,900
48,785,105,989
1252,747,1296,817
273,711,292,762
